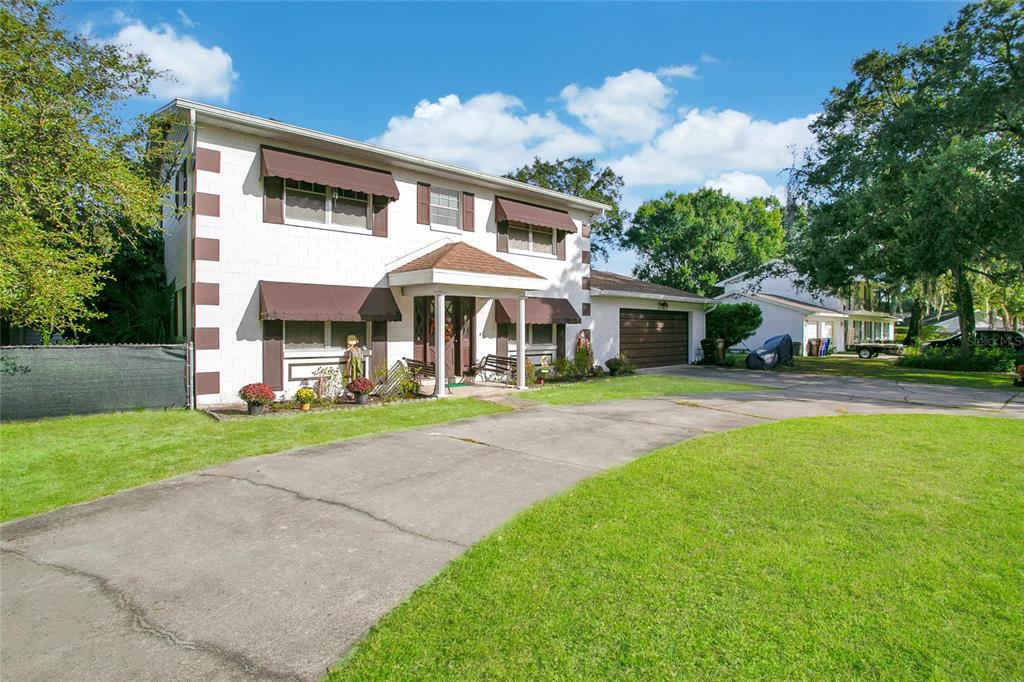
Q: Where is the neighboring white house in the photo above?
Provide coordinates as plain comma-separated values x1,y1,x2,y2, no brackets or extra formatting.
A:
714,262,897,354
159,100,711,406
922,310,1007,335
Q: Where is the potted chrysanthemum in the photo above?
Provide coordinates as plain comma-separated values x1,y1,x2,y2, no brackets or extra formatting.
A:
346,377,375,405
295,386,315,411
238,383,275,415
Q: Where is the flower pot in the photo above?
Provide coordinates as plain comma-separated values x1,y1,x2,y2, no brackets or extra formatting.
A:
247,403,264,416
300,403,310,411
356,393,369,405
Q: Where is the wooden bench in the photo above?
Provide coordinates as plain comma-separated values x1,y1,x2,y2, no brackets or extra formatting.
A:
472,354,517,385
403,358,436,380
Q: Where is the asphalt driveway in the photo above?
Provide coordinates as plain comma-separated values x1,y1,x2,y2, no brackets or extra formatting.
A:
2,371,1020,681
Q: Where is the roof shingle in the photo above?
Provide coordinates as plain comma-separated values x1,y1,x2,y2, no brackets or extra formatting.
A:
590,269,711,301
390,242,542,279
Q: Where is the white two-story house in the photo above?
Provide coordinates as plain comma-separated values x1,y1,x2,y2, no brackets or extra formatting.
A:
715,262,897,354
160,100,712,406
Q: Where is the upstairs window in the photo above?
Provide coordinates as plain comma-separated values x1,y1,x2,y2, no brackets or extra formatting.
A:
430,187,460,227
284,179,370,231
508,225,555,256
285,180,327,223
332,188,369,229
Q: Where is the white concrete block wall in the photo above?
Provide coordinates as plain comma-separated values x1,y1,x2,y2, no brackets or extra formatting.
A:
591,296,706,367
183,125,592,404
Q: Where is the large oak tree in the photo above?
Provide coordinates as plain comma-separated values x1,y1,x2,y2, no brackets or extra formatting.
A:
789,0,1024,354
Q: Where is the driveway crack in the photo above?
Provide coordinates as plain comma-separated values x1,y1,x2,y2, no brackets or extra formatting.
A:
426,433,603,472
1,546,298,681
197,473,467,549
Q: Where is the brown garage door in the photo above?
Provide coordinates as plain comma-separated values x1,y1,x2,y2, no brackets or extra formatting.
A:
619,309,689,368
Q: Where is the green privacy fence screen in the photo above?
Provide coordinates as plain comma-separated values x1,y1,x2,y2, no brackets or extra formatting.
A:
0,345,189,421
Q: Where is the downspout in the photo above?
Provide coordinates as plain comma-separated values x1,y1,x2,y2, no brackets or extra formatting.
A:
187,107,197,408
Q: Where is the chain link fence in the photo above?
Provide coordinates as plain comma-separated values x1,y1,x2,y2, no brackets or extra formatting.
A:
0,344,190,422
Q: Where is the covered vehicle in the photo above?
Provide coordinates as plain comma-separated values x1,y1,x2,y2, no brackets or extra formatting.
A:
746,334,794,370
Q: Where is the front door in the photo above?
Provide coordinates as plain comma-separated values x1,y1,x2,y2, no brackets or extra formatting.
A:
413,296,475,378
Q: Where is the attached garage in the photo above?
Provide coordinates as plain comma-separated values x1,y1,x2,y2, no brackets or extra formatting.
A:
588,270,714,368
618,309,689,368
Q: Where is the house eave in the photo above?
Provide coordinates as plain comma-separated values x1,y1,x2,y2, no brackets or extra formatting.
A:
161,99,609,216
592,288,714,305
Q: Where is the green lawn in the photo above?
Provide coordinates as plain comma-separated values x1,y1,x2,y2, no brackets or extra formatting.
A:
0,398,507,522
525,373,764,405
330,414,1024,680
778,355,1019,390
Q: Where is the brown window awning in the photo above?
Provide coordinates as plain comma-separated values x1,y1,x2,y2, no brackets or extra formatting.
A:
494,297,581,325
260,146,400,201
259,281,401,321
495,197,577,233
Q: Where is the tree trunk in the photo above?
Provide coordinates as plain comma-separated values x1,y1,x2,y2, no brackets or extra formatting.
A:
902,298,924,346
952,265,975,357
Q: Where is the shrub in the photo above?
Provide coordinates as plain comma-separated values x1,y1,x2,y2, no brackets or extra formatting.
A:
238,383,275,406
605,353,637,376
346,377,376,395
573,345,591,376
525,358,539,385
590,364,607,378
895,346,1016,373
706,303,763,347
723,352,747,368
294,387,315,405
552,356,574,379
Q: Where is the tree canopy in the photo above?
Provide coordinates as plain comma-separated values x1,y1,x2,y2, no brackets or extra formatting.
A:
0,0,171,337
505,157,628,261
624,188,785,296
788,0,1024,352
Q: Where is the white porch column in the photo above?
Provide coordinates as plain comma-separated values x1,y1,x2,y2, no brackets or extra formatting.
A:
516,295,527,389
434,292,447,397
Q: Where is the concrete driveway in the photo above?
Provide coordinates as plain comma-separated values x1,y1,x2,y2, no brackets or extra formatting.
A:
2,371,1020,681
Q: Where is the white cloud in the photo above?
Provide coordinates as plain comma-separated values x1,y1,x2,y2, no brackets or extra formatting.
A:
611,108,817,185
107,19,237,101
560,69,674,144
656,64,699,79
699,53,720,64
703,171,786,202
371,93,601,174
176,9,197,29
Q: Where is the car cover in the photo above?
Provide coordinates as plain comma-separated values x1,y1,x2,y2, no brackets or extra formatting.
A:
746,334,794,370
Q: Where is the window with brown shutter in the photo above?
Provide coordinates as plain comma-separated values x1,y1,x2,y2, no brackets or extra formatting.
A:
417,183,430,224
372,196,388,237
264,176,284,224
462,192,474,232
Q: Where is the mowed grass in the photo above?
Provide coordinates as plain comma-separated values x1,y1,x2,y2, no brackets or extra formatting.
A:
779,355,1019,390
0,398,508,522
525,373,764,405
330,415,1024,680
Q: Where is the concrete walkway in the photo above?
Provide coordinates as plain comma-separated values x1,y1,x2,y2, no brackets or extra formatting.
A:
2,372,1020,681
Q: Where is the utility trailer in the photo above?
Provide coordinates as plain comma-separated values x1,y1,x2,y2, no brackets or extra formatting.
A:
848,342,904,359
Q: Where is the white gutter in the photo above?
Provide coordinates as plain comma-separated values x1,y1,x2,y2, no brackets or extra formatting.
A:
591,287,715,305
157,99,609,216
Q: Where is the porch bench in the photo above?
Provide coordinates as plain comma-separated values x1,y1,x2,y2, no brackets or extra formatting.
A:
403,358,436,379
472,354,517,385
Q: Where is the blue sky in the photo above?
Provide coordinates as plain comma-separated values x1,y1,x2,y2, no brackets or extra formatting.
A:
67,1,963,274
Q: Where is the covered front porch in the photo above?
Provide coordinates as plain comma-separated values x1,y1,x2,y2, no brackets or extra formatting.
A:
388,241,561,396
